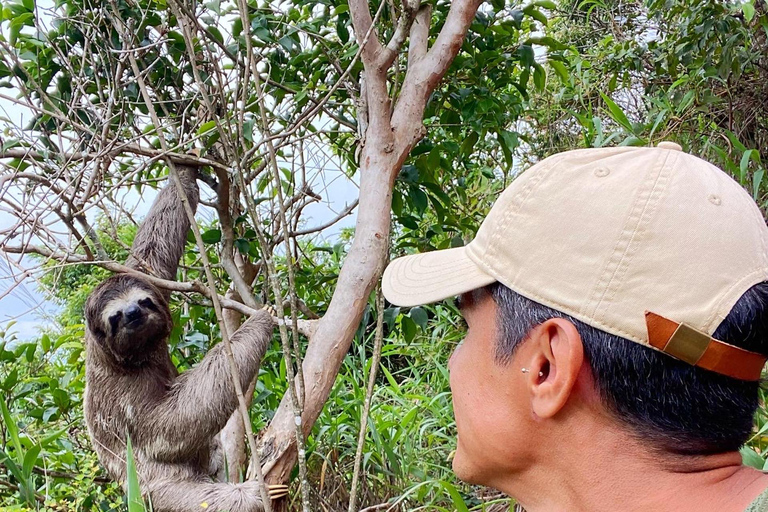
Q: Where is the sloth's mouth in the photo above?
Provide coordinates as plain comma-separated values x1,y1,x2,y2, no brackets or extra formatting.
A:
125,318,144,329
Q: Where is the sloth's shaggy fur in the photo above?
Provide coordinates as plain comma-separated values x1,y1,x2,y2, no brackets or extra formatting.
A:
84,168,273,511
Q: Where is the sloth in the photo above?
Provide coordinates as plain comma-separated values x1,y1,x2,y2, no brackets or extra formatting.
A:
83,167,284,511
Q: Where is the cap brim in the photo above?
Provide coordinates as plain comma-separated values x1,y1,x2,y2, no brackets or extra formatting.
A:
382,247,497,307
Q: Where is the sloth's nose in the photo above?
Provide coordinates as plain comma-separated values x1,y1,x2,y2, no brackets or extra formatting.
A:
125,304,142,323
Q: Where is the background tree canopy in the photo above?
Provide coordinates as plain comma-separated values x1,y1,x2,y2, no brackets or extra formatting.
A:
0,0,767,510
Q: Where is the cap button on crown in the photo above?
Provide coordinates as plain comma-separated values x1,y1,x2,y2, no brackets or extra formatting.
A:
657,141,682,151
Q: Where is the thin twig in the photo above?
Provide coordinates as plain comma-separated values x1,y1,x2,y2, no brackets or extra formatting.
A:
235,0,311,507
348,286,385,512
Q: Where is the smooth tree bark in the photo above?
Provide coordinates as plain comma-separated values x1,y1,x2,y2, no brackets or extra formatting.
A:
259,0,485,485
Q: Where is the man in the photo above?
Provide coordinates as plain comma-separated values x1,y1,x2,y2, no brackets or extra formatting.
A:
382,142,768,511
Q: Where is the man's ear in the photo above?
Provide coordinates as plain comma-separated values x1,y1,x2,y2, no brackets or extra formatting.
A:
522,318,584,419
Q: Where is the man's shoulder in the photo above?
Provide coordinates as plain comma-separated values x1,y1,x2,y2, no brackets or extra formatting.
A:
745,485,768,512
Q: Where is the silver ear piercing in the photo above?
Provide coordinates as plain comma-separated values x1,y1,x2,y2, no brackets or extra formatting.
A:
521,368,544,377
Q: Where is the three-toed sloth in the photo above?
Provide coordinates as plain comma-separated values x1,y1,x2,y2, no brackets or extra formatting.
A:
83,167,278,512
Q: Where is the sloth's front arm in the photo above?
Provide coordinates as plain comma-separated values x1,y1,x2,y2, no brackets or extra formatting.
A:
125,165,199,283
136,311,273,461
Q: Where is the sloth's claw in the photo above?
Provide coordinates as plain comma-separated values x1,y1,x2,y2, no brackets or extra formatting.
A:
268,484,289,500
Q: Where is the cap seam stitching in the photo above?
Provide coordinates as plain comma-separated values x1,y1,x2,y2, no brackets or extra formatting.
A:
594,151,674,321
584,149,672,319
483,156,560,274
705,266,768,334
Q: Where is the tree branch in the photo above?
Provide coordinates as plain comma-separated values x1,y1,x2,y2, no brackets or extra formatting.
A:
0,245,316,337
0,145,229,173
413,0,484,91
408,5,433,67
348,0,385,66
377,0,422,70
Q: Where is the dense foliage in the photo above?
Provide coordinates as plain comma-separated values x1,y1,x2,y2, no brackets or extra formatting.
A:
2,0,768,510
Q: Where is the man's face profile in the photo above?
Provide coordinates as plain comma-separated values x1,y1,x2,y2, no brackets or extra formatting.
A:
449,290,530,488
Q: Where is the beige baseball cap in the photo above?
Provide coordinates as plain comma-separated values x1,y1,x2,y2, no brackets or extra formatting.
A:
382,142,768,380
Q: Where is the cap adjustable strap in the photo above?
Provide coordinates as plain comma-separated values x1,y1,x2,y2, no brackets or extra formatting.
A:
645,311,767,381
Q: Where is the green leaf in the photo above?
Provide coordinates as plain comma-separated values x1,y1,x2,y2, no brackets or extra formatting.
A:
0,449,23,481
25,342,35,362
741,445,764,469
336,15,349,44
243,118,256,143
200,229,222,244
125,436,147,512
648,109,667,138
410,187,428,215
2,368,18,391
619,135,645,146
549,60,569,83
450,235,465,248
379,365,401,393
401,316,417,343
207,26,224,45
534,0,557,8
40,425,68,447
599,92,634,134
526,36,564,50
459,131,479,156
391,190,403,216
532,63,546,91
678,90,695,111
497,129,519,167
740,149,757,183
197,120,216,136
1,399,22,456
40,333,50,353
742,1,755,22
52,388,70,410
234,238,250,254
22,444,41,478
278,35,295,52
439,480,470,512
410,307,428,330
522,5,548,26
383,307,400,330
753,169,764,200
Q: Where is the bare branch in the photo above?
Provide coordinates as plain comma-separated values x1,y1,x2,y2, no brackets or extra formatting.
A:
0,146,229,173
281,199,359,241
408,4,433,67
348,0,385,65
377,0,422,70
1,244,315,335
414,0,484,91
348,287,385,512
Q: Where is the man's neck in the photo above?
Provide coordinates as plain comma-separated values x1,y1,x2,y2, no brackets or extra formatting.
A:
495,428,768,512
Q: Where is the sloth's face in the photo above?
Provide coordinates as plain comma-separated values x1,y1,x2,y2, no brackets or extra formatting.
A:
85,274,171,366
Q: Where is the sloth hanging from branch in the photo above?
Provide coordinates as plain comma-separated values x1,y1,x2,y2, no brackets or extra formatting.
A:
83,166,287,511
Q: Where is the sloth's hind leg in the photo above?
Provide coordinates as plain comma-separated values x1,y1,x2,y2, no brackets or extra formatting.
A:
147,479,265,512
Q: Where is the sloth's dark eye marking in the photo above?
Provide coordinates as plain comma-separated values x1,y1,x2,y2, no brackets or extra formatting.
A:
109,311,122,335
139,297,156,310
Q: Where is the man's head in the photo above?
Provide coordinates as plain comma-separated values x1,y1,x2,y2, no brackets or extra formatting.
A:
382,143,768,487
